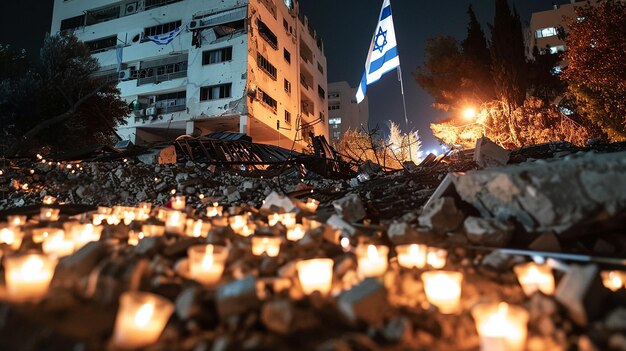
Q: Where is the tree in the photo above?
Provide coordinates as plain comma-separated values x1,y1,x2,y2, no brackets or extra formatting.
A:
461,5,494,104
489,0,527,108
562,1,626,140
386,121,422,163
1,33,128,156
413,36,466,111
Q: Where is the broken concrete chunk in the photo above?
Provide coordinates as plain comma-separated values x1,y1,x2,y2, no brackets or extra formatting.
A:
175,286,202,320
358,160,382,177
332,193,366,223
418,197,464,234
261,299,293,334
261,191,295,213
453,151,626,234
216,277,260,318
528,232,561,252
337,278,388,325
555,264,609,326
137,145,177,165
463,217,513,247
474,136,510,168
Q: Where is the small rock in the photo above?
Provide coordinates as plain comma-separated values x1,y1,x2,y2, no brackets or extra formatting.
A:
418,197,464,234
463,217,513,247
338,278,388,325
555,264,609,326
332,194,366,223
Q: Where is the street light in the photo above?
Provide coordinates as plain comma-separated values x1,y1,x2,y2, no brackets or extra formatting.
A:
462,107,477,121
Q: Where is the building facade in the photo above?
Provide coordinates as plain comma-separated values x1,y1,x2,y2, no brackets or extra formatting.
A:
527,0,596,57
327,81,369,145
50,0,328,149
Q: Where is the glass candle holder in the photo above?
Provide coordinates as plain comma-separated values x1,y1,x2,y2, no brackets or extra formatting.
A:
237,223,256,237
97,206,113,215
268,213,281,226
356,244,389,278
187,244,228,286
185,219,210,238
128,231,144,246
229,215,248,233
297,258,334,296
281,213,297,229
42,230,75,257
142,224,165,237
304,198,320,212
426,248,448,269
514,262,555,296
286,224,306,241
396,244,428,269
171,196,186,211
302,217,322,230
206,203,223,218
601,271,626,292
40,208,60,222
472,302,529,351
69,223,103,250
4,254,57,302
42,195,57,205
421,271,463,314
165,211,186,234
7,215,27,227
112,291,174,349
251,236,282,257
137,202,152,211
0,226,24,250
32,227,63,244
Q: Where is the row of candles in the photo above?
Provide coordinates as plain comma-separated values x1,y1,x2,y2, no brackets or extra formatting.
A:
2,196,626,350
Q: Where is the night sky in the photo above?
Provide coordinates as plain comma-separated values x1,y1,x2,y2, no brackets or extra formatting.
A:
0,0,571,151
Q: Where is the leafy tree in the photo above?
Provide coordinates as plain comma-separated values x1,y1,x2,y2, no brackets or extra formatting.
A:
489,0,527,108
527,48,565,102
562,0,626,140
413,36,466,111
386,121,422,163
461,5,494,104
2,33,128,156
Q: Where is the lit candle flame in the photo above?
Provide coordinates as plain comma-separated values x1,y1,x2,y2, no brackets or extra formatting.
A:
134,303,154,328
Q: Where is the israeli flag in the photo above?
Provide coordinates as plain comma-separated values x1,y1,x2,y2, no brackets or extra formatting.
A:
147,26,182,45
356,0,400,103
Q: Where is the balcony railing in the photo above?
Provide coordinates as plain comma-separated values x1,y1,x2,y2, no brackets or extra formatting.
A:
137,70,187,86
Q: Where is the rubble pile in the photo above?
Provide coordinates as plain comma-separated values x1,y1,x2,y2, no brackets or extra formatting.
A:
0,141,625,351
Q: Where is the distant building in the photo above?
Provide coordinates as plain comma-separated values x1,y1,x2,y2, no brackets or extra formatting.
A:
327,81,369,144
50,0,328,149
527,0,597,57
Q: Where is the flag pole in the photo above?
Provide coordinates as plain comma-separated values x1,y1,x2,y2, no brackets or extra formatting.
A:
397,63,409,127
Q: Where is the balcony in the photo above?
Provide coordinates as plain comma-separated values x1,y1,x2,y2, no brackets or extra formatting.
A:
137,71,187,86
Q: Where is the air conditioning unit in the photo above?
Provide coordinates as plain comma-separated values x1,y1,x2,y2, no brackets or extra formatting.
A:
125,2,139,15
119,69,132,80
189,20,202,30
145,106,158,116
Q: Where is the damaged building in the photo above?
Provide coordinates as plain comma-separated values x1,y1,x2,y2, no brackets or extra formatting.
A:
50,0,329,149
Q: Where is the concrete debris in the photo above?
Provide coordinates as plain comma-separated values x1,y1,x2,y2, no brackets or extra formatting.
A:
555,264,609,326
332,193,366,223
137,145,177,164
261,191,296,213
338,278,388,326
453,150,626,234
418,197,464,234
463,216,513,247
528,232,561,252
473,136,510,168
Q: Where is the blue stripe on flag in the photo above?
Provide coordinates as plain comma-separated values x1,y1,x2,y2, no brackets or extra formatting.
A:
359,72,367,94
380,6,391,21
368,46,398,73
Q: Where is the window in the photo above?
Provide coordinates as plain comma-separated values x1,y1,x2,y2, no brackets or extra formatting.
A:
548,45,565,54
329,117,342,125
283,18,289,31
535,27,557,39
319,112,325,122
318,85,326,100
85,5,120,25
329,103,340,111
258,88,277,112
328,92,340,99
256,19,278,50
144,20,182,38
317,62,324,74
284,49,291,64
257,53,277,80
284,79,291,94
60,14,85,31
200,83,232,101
138,54,188,85
285,110,291,124
333,131,341,140
202,47,232,65
86,35,118,53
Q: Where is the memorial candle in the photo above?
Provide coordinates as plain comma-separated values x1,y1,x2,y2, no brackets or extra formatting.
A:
112,292,174,349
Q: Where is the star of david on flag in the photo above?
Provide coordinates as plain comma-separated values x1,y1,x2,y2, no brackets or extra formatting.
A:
147,26,183,45
356,0,400,103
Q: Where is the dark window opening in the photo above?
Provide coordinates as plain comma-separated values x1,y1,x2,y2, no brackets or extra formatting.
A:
257,53,277,80
144,20,181,38
86,35,118,53
256,19,278,50
200,83,232,101
283,48,291,64
85,6,120,25
202,47,232,65
258,88,277,112
214,19,246,38
60,14,85,31
318,85,326,100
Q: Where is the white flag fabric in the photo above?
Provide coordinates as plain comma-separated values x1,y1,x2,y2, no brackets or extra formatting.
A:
356,0,400,103
147,27,182,45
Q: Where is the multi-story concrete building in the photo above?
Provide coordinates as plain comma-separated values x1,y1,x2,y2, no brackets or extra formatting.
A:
326,81,368,145
50,0,328,149
528,0,595,57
